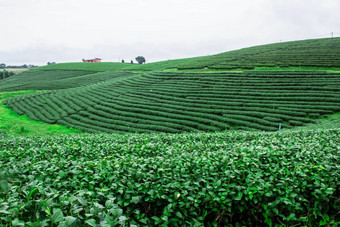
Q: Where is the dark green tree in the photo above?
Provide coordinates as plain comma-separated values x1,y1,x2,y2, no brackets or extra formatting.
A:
135,56,146,64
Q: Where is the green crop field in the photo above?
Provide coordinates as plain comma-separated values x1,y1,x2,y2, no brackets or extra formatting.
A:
174,38,340,70
1,129,339,226
1,38,340,226
32,62,132,72
25,37,340,73
0,71,136,91
4,70,340,133
0,91,82,136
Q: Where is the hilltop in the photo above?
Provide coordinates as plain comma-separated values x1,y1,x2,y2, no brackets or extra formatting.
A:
31,37,340,72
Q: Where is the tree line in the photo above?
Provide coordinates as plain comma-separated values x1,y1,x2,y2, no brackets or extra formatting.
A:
0,63,38,69
0,70,15,80
121,56,146,64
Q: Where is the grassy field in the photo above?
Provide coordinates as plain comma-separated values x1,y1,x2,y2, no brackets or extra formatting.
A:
3,68,29,74
0,91,82,136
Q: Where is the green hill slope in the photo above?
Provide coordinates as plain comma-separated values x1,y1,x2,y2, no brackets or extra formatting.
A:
174,38,340,70
23,37,340,73
4,70,340,133
32,62,131,72
0,70,136,91
124,37,340,71
2,37,340,133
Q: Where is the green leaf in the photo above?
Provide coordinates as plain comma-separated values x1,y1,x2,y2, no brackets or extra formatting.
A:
286,213,295,221
78,197,87,205
119,216,128,223
52,209,64,223
27,187,39,201
132,196,140,204
45,207,51,215
234,191,243,200
65,216,76,225
151,216,162,225
85,219,97,227
110,208,123,217
176,211,183,219
216,180,221,186
0,180,9,193
325,188,334,195
12,218,25,226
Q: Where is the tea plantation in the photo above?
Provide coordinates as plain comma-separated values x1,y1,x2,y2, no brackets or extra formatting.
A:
1,129,339,226
122,37,340,71
1,38,340,226
4,70,340,133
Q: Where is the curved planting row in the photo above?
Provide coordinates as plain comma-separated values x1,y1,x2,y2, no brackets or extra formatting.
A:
175,38,340,70
4,71,340,133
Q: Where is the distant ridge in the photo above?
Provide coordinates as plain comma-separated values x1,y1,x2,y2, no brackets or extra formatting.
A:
31,37,340,72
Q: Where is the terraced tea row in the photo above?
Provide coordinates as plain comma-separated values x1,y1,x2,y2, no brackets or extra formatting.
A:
175,38,340,70
0,70,136,91
4,71,340,133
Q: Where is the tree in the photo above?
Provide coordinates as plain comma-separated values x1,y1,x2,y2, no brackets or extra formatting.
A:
130,60,133,64
0,70,14,80
122,59,125,63
135,56,146,64
0,63,6,69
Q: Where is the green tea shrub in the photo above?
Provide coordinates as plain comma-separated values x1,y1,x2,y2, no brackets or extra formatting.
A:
0,129,338,226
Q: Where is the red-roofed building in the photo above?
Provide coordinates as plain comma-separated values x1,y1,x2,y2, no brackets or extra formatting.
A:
82,58,102,63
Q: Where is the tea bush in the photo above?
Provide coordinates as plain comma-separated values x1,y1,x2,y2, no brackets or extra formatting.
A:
0,129,339,226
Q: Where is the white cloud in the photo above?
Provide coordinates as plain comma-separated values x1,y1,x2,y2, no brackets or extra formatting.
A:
1,0,339,65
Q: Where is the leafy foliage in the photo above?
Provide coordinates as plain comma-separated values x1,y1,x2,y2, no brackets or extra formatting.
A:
0,129,339,226
0,70,15,80
135,56,146,64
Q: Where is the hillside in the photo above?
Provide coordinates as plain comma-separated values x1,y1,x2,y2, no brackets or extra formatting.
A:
4,70,340,133
120,37,340,71
32,62,131,72
0,70,136,91
1,37,340,133
23,37,340,72
174,38,340,70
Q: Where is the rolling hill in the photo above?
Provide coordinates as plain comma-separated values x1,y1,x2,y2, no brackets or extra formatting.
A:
24,37,340,72
1,37,340,133
1,38,340,226
3,70,340,133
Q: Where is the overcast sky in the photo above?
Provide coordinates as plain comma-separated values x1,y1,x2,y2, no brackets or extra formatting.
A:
1,0,340,65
